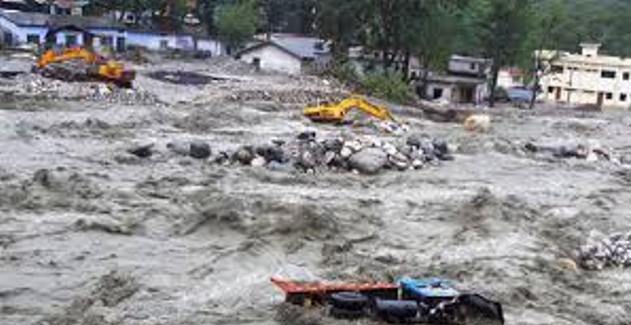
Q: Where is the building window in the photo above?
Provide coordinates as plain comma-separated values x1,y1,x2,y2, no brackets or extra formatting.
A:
548,86,554,94
26,34,39,44
101,36,113,47
116,37,126,52
624,72,630,80
601,70,616,79
252,57,261,69
433,88,444,99
160,40,169,50
470,63,476,70
65,34,77,46
606,92,613,100
621,94,628,102
551,65,563,73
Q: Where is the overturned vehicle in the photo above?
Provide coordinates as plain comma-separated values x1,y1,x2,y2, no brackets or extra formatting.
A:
271,276,504,324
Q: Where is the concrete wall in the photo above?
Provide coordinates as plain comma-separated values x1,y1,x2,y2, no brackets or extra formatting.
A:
127,32,224,56
449,59,486,75
425,82,487,104
239,45,302,74
127,32,172,51
197,39,225,56
541,61,631,107
497,70,523,89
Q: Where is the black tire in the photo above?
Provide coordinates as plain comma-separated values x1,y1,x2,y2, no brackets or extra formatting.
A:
330,306,365,319
329,292,369,311
374,299,418,321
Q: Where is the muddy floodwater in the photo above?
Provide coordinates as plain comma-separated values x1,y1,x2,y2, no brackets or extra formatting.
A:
1,58,631,325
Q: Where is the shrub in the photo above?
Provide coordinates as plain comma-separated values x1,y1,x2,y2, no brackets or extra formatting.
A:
361,71,414,104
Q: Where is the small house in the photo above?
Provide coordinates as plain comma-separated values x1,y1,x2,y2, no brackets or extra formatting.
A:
236,34,331,74
421,55,491,105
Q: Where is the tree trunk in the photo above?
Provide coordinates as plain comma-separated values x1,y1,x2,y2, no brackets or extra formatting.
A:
489,64,500,108
420,60,430,99
529,59,540,110
402,50,411,80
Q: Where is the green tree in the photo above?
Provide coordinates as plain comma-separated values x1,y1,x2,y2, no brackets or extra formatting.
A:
407,1,469,97
468,0,535,107
215,0,258,53
315,0,366,60
196,0,220,34
528,0,568,109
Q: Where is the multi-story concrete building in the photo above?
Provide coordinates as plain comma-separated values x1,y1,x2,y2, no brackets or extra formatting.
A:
539,43,631,108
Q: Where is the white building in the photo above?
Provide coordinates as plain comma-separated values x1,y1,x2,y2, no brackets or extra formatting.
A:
539,43,631,108
0,9,127,50
236,34,331,75
421,55,491,104
126,28,224,56
0,9,225,56
497,67,524,89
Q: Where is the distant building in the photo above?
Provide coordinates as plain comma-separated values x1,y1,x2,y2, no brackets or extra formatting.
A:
0,9,225,56
0,9,126,50
497,67,524,89
421,55,491,104
347,46,421,79
236,34,331,74
538,43,631,108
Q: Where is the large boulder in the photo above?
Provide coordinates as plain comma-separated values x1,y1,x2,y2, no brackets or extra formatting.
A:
349,147,388,175
189,141,211,159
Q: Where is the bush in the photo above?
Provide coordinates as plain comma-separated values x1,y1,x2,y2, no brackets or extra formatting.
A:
361,71,414,104
329,61,360,84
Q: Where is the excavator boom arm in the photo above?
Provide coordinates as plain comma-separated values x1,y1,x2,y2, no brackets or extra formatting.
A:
303,95,396,123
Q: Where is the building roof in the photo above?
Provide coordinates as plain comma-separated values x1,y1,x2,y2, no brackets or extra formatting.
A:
539,49,631,69
0,9,125,30
238,34,330,60
450,55,491,64
426,74,486,86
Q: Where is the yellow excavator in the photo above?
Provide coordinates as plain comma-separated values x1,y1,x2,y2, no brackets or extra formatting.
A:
35,47,135,87
304,95,398,124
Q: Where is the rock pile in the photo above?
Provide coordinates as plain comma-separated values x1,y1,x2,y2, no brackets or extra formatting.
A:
579,231,631,270
3,73,160,105
227,89,346,104
224,131,453,175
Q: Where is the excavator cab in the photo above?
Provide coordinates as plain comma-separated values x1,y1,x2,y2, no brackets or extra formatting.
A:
304,95,397,124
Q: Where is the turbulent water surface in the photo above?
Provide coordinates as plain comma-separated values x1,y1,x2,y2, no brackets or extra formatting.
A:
1,60,631,325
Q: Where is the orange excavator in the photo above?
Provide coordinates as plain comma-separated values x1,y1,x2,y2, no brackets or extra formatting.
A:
35,47,135,87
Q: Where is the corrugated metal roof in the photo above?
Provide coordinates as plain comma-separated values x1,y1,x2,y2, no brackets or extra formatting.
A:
0,9,124,29
270,34,330,59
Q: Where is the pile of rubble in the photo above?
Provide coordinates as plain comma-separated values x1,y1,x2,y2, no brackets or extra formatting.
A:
217,131,453,175
2,73,160,106
227,89,346,104
579,231,631,270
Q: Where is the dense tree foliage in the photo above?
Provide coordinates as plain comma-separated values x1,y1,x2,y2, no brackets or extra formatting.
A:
76,0,631,100
215,0,258,53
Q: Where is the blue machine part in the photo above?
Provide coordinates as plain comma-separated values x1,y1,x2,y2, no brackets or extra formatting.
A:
399,278,460,299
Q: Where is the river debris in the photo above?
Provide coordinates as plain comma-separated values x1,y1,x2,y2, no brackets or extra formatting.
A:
220,131,453,174
579,231,631,270
524,140,618,163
